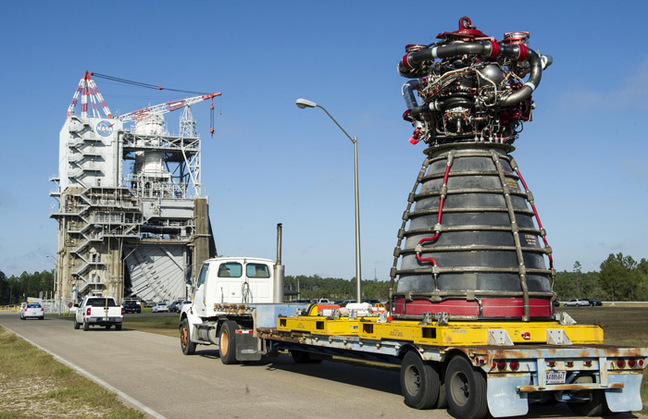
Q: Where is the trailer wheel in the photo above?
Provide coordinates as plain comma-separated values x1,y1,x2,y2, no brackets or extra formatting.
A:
180,318,196,355
400,350,440,409
567,375,606,416
446,355,488,419
219,320,239,364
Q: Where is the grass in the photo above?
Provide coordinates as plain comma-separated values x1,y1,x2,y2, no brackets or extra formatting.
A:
0,327,144,418
122,313,179,337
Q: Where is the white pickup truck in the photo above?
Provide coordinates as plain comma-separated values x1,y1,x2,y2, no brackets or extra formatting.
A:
74,296,123,331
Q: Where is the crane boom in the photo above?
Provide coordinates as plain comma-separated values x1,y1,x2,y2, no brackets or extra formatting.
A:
116,92,222,123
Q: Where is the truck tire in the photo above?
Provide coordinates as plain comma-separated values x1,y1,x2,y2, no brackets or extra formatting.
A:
446,355,488,419
115,324,122,331
105,325,112,330
400,350,440,409
219,320,239,364
74,319,80,329
180,318,196,355
83,320,89,331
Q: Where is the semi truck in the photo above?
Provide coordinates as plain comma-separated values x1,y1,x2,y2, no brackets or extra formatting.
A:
180,16,647,419
179,231,647,419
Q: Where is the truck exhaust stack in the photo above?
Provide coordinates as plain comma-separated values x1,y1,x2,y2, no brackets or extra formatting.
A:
273,223,285,303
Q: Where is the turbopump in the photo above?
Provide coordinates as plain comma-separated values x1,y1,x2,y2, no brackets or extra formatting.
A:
399,16,552,146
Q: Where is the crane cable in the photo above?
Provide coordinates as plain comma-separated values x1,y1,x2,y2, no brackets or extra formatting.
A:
89,71,221,137
89,72,211,95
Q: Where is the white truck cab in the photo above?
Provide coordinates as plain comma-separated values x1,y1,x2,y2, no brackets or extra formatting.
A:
191,257,276,318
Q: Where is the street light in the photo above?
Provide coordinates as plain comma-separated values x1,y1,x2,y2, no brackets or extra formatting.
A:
46,254,61,315
295,98,362,303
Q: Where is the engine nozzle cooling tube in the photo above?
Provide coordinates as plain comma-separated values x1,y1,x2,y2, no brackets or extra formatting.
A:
398,41,547,107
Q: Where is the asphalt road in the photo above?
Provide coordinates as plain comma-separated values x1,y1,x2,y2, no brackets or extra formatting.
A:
0,312,643,419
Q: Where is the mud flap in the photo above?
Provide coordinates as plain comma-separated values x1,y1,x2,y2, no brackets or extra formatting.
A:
605,373,643,412
487,375,529,418
235,331,262,361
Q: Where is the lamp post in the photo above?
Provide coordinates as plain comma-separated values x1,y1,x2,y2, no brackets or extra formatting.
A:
46,254,61,315
295,98,362,303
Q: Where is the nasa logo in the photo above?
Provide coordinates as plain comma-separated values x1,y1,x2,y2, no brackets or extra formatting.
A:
95,120,114,137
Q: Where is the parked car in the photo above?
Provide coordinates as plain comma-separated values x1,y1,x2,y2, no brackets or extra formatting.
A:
151,302,169,313
169,300,188,312
20,302,44,320
564,299,590,307
123,300,141,313
582,298,602,306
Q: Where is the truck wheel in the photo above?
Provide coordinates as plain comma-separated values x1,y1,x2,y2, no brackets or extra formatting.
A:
400,350,440,409
83,320,89,331
446,355,488,419
105,325,112,330
219,320,239,364
290,350,323,364
180,318,196,355
567,375,606,416
115,324,122,331
74,319,80,329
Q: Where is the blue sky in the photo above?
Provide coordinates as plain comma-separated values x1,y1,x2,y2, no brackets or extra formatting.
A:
1,1,647,280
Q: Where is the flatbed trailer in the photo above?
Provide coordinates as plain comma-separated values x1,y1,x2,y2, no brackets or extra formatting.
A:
181,302,647,418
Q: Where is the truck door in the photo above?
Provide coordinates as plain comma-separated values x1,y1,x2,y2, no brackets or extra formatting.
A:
192,263,210,315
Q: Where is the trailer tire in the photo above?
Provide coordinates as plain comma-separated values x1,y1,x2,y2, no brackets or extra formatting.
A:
446,355,488,419
180,318,196,355
400,350,440,409
219,320,239,364
567,375,607,416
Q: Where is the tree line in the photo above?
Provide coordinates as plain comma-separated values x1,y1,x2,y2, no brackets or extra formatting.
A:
554,253,648,301
284,275,391,302
0,270,54,305
1,252,646,305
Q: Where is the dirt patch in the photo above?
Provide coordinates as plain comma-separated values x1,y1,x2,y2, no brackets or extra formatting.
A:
0,373,100,418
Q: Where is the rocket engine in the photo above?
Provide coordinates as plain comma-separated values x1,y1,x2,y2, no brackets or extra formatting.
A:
390,17,555,322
